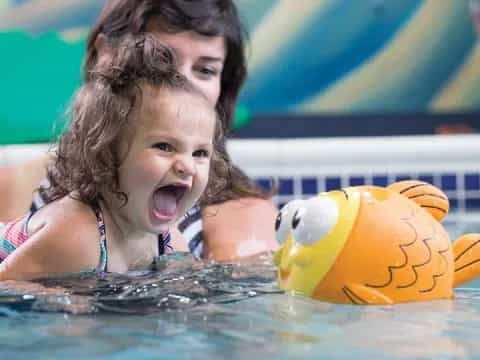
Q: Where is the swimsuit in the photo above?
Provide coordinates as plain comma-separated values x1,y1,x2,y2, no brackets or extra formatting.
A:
31,180,204,258
0,202,172,272
0,216,30,263
178,206,204,258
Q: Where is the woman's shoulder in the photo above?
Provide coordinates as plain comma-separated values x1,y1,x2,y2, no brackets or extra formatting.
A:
204,196,278,218
201,197,279,261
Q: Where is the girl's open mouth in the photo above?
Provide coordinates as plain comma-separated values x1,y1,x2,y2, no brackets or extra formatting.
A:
152,184,188,221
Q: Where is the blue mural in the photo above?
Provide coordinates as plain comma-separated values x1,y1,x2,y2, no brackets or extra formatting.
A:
0,0,479,143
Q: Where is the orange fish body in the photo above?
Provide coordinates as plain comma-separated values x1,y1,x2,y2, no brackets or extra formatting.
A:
274,181,480,305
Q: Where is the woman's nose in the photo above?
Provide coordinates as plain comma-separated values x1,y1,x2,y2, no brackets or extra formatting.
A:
179,63,194,84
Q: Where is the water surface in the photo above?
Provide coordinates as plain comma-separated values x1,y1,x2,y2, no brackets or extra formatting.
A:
1,220,480,359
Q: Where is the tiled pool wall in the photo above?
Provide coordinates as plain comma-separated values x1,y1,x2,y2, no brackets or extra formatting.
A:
256,172,480,211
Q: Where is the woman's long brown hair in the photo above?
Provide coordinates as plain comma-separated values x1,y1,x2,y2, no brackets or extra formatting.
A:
83,0,273,204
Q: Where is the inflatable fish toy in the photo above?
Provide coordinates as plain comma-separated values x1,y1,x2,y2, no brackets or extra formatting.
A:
273,180,480,304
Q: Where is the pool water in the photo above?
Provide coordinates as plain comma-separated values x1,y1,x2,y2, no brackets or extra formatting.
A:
1,220,480,360
2,285,480,359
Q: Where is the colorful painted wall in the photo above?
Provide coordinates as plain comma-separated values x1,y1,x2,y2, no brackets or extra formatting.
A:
0,0,479,143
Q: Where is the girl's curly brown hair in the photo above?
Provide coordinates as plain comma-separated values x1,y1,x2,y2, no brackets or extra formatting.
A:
45,34,230,208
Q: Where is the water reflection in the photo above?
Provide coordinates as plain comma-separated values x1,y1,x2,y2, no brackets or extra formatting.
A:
260,290,480,359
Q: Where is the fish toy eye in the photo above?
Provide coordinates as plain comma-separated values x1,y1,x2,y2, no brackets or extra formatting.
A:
292,209,302,229
291,197,339,246
275,200,304,245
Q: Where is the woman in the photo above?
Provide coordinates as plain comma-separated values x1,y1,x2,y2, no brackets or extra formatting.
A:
0,0,278,262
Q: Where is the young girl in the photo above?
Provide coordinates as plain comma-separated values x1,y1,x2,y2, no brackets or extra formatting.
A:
0,0,279,261
0,34,227,280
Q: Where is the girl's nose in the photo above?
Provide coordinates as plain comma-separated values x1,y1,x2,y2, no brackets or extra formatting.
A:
173,156,196,177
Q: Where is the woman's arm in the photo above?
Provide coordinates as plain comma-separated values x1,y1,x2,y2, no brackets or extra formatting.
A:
0,154,50,222
201,197,279,262
170,226,189,252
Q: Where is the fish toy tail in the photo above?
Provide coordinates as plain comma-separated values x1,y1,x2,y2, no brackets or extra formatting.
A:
453,233,480,288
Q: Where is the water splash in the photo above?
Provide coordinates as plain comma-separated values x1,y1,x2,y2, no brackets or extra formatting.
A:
0,253,280,315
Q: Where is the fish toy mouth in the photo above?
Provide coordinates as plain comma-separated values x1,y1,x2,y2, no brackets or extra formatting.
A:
279,268,291,286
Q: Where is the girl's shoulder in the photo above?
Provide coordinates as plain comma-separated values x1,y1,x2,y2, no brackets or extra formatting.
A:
28,196,99,238
0,197,103,280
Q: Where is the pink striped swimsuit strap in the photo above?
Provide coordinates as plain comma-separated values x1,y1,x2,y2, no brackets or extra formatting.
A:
0,216,30,262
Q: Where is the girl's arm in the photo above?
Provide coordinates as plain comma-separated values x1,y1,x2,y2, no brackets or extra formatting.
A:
201,197,279,262
0,201,101,281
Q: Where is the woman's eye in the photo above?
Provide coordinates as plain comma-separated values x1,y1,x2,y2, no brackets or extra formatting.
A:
193,149,210,158
195,66,220,78
154,142,173,152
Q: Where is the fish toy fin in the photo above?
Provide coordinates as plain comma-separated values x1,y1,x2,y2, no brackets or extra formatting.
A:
387,180,449,221
453,233,480,288
343,284,394,305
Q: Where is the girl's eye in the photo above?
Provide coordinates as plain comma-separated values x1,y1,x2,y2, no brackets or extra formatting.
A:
154,142,173,152
193,149,210,158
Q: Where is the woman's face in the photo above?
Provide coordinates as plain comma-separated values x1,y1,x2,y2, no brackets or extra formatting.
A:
148,23,226,107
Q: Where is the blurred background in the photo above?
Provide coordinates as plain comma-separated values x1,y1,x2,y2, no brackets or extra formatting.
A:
1,0,479,143
1,0,480,218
